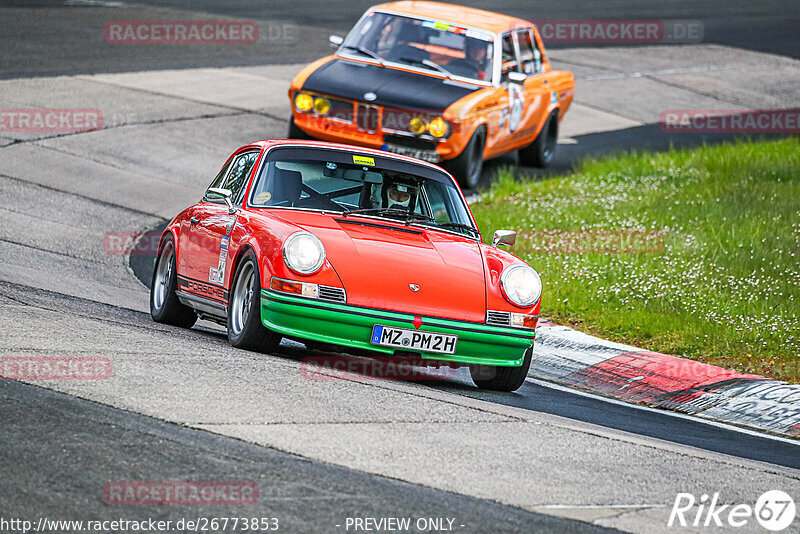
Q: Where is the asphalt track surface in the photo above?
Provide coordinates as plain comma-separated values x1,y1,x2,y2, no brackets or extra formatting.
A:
2,1,800,533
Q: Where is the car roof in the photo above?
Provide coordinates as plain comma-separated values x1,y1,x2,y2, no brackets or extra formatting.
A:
372,1,530,35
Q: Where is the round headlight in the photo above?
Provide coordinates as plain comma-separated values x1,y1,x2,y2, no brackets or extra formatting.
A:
500,264,542,307
427,117,448,137
409,117,427,134
295,93,313,112
313,97,330,115
283,232,325,275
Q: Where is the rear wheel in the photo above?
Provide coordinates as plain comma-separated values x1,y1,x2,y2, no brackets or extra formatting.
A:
469,346,532,392
519,111,558,168
288,117,312,140
150,236,197,328
227,251,281,352
443,126,485,190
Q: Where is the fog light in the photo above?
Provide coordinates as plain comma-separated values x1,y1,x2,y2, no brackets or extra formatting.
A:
313,97,330,115
427,117,448,137
409,117,427,134
295,93,313,112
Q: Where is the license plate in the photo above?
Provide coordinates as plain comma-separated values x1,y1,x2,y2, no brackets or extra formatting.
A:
371,325,457,354
384,143,440,163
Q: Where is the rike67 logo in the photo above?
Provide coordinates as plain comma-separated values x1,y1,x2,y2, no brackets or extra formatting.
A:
668,490,795,531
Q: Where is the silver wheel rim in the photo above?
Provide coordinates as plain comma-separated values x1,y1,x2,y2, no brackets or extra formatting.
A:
153,241,174,311
231,261,255,335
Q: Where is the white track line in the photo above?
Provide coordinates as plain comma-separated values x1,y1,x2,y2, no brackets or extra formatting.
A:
526,377,800,447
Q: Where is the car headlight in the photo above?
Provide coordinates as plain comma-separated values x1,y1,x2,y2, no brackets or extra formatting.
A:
500,264,542,307
409,117,427,134
313,97,330,115
283,231,325,275
295,93,313,112
427,117,448,137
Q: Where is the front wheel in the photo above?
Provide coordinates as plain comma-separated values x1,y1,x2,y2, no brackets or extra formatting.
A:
442,127,485,190
287,117,312,140
519,111,558,168
150,235,197,328
469,347,532,392
227,251,281,352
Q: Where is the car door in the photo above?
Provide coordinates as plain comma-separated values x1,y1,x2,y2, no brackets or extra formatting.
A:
183,150,260,296
514,28,551,145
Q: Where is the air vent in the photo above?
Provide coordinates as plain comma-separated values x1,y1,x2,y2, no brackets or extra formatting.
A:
318,285,346,303
486,310,511,326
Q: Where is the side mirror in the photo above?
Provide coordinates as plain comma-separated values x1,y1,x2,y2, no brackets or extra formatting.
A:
492,230,516,247
329,35,344,48
207,187,237,215
507,71,527,83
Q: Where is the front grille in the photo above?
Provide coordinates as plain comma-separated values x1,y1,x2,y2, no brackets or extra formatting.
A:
318,285,346,303
328,98,354,123
356,103,379,133
383,134,438,151
486,310,511,326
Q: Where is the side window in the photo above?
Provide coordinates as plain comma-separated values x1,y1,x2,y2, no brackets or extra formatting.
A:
207,151,259,205
516,29,539,75
500,33,520,81
206,160,231,193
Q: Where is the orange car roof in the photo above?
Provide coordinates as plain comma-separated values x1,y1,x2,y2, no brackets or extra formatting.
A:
373,1,530,35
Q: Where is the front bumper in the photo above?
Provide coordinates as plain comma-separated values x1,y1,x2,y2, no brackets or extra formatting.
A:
260,289,534,367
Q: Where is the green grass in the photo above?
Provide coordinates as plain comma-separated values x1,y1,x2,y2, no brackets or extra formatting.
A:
471,138,800,381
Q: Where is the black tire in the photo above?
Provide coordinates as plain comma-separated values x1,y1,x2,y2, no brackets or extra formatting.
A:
287,117,312,140
227,250,281,352
443,126,485,190
469,346,532,392
150,235,197,328
519,111,558,168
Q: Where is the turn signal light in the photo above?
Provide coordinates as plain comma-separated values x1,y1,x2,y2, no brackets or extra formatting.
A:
511,313,538,329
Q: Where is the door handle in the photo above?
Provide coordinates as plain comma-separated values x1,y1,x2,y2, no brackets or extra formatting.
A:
190,216,199,225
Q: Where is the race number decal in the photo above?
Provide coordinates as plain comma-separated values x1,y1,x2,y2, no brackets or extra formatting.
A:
209,235,229,285
507,83,525,133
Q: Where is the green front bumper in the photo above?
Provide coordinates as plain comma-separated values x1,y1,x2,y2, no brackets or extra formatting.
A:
260,290,534,366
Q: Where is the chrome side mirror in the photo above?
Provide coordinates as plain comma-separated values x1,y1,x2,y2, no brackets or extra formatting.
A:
207,187,237,215
329,35,344,48
492,230,516,247
507,71,527,83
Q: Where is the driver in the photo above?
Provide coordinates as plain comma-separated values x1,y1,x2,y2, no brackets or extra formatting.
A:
386,182,412,209
465,40,489,81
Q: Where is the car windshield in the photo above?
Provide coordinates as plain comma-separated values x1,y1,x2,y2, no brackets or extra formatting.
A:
248,147,479,238
342,11,494,83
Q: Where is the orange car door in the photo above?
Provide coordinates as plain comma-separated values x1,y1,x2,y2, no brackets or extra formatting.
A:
515,28,550,146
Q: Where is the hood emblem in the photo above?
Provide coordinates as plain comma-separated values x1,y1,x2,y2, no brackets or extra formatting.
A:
364,92,377,101
409,284,420,292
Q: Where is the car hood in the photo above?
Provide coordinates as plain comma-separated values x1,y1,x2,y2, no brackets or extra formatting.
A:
278,211,487,322
301,57,482,113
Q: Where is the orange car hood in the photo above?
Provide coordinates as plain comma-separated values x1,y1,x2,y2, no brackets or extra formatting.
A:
285,212,487,322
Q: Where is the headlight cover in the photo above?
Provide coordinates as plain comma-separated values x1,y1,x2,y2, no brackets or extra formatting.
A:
500,264,542,307
283,231,325,275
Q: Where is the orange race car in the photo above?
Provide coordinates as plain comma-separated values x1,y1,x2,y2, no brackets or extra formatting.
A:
288,1,575,188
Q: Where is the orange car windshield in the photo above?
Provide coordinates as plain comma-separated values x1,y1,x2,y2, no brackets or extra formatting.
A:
342,11,494,83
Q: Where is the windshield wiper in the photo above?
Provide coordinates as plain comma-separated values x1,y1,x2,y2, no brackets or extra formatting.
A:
433,222,481,237
342,207,433,223
398,57,453,79
343,45,385,66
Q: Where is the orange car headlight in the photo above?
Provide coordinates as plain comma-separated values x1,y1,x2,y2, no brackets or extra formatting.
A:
409,117,427,134
295,93,313,112
313,97,330,115
427,117,448,137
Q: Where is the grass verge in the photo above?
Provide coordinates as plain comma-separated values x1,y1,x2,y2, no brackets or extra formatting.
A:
471,138,800,381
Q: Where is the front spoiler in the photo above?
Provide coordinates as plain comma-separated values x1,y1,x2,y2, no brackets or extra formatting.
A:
260,289,534,367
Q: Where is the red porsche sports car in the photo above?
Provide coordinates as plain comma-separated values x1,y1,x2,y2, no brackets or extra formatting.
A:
150,140,541,391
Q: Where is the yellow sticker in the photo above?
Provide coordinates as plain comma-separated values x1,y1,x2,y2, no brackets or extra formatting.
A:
254,191,272,204
352,155,374,166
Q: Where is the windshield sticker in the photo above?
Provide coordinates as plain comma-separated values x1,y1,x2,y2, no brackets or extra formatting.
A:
209,235,229,286
254,191,272,204
352,155,375,166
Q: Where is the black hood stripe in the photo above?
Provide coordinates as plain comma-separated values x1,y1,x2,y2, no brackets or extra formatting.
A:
302,58,480,113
